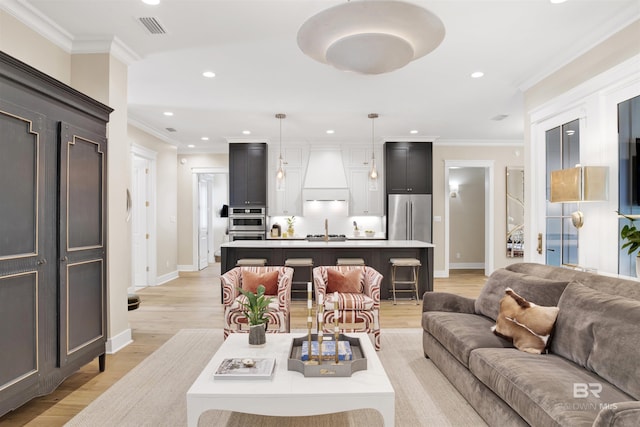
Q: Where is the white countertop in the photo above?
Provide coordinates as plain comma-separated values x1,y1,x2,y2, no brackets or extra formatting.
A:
222,239,434,248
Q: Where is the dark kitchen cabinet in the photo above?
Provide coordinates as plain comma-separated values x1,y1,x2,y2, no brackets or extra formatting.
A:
0,52,111,417
229,143,267,206
385,142,432,194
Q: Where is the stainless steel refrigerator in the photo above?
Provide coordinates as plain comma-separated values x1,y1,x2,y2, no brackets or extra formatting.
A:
388,194,432,242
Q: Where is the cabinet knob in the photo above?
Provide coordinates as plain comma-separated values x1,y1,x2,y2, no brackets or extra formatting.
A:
61,256,68,262
37,259,47,265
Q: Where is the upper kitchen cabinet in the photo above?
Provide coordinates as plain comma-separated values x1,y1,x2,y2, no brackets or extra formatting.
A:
269,146,307,216
229,143,267,206
385,142,432,194
349,169,383,215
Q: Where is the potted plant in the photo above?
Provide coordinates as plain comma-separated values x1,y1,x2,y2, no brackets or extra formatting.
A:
620,212,640,277
286,216,296,236
237,284,273,346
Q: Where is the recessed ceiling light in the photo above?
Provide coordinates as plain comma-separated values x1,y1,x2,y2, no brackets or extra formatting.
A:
202,71,216,78
142,0,160,5
410,130,418,134
163,111,173,116
187,144,195,148
471,71,484,79
242,130,251,135
326,130,335,134
550,0,567,4
566,130,575,135
201,137,209,141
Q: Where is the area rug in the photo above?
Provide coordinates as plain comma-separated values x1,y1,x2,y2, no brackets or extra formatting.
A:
66,329,486,427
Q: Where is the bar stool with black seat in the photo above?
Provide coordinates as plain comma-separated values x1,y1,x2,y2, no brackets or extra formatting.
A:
389,258,421,305
284,258,314,298
236,258,267,267
336,258,365,266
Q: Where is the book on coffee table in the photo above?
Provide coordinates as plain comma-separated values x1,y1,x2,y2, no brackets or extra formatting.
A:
301,340,353,361
213,357,276,380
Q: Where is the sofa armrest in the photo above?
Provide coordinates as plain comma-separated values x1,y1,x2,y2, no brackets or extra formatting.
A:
422,292,476,314
594,401,640,427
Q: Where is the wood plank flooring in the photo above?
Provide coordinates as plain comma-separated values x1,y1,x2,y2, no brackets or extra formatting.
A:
0,265,486,426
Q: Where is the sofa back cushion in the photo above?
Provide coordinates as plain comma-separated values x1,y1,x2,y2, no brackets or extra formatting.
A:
474,269,568,321
551,281,640,400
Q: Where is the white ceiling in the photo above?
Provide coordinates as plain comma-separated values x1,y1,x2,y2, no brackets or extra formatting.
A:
11,0,640,152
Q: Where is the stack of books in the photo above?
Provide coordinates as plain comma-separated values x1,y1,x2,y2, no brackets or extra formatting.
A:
301,340,353,361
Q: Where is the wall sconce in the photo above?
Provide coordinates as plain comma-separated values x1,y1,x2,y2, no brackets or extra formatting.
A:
449,183,459,198
550,166,609,228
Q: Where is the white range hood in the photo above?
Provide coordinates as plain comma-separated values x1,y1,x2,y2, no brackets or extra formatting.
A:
302,149,350,201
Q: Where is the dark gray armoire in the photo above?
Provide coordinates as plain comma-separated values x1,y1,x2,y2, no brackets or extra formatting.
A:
0,52,112,416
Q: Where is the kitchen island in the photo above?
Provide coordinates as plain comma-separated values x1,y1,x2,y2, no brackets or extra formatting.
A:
220,240,434,301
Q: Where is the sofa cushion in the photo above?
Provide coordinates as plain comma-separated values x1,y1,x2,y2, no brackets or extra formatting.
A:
326,268,363,294
422,312,513,367
474,269,568,321
551,281,640,400
493,288,559,354
469,348,635,427
241,269,279,295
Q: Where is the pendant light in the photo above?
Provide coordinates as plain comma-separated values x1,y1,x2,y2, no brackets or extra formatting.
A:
275,113,286,186
368,113,379,180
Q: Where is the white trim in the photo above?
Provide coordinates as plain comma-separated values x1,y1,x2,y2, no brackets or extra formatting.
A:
434,270,447,278
155,270,179,286
177,264,197,272
72,37,140,65
444,160,495,278
106,328,132,354
1,0,73,51
435,139,523,147
128,116,181,147
518,7,640,91
449,263,485,270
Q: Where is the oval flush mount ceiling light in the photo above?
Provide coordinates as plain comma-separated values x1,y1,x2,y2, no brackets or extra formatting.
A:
297,0,445,74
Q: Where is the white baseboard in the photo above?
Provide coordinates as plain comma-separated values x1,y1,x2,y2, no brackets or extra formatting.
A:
177,264,197,272
155,270,179,286
434,270,448,278
106,328,132,354
449,263,485,270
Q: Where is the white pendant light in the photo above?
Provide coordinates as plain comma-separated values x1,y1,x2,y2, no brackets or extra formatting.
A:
275,113,286,188
297,1,445,74
369,113,378,180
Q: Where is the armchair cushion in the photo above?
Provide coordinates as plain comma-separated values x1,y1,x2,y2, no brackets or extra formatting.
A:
241,269,279,295
325,292,375,311
326,268,363,294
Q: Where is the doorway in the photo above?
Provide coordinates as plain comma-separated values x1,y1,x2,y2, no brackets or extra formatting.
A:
130,145,157,291
444,160,494,277
192,168,228,271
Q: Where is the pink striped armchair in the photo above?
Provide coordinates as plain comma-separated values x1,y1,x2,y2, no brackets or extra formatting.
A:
313,266,383,350
221,266,294,339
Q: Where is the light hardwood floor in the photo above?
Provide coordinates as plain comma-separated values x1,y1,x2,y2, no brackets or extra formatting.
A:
0,265,486,426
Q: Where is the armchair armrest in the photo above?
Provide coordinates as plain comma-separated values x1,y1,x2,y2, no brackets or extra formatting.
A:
220,267,242,306
422,292,476,314
277,267,294,312
594,401,640,427
363,267,382,308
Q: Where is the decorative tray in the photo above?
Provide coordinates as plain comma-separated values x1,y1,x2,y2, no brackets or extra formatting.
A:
287,334,367,377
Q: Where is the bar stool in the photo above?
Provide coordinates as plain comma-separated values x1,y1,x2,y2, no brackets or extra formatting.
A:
389,258,421,305
236,258,267,266
336,258,365,266
284,258,314,297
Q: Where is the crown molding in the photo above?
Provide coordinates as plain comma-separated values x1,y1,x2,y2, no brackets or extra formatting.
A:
1,0,73,51
128,116,181,147
72,37,140,65
435,139,524,147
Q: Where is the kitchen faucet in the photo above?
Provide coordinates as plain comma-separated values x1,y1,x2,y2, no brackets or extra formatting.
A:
324,218,329,242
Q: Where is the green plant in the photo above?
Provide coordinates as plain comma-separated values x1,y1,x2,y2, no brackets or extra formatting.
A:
286,216,296,229
236,284,273,326
620,212,640,256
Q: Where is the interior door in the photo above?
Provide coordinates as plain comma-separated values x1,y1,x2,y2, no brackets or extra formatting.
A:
132,155,149,287
198,178,209,270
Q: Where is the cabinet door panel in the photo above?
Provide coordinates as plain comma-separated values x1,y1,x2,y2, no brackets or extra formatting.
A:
245,144,267,205
385,144,409,193
0,273,38,391
58,122,107,367
0,108,42,258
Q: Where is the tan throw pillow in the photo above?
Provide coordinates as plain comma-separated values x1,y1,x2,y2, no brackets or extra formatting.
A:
241,270,279,295
326,268,363,294
492,287,559,354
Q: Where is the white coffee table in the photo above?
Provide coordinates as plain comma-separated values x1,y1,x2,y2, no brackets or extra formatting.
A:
186,333,395,426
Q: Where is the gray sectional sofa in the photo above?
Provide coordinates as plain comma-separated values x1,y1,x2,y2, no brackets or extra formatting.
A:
422,262,640,426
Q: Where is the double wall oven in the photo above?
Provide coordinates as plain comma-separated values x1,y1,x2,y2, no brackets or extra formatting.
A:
228,207,266,241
